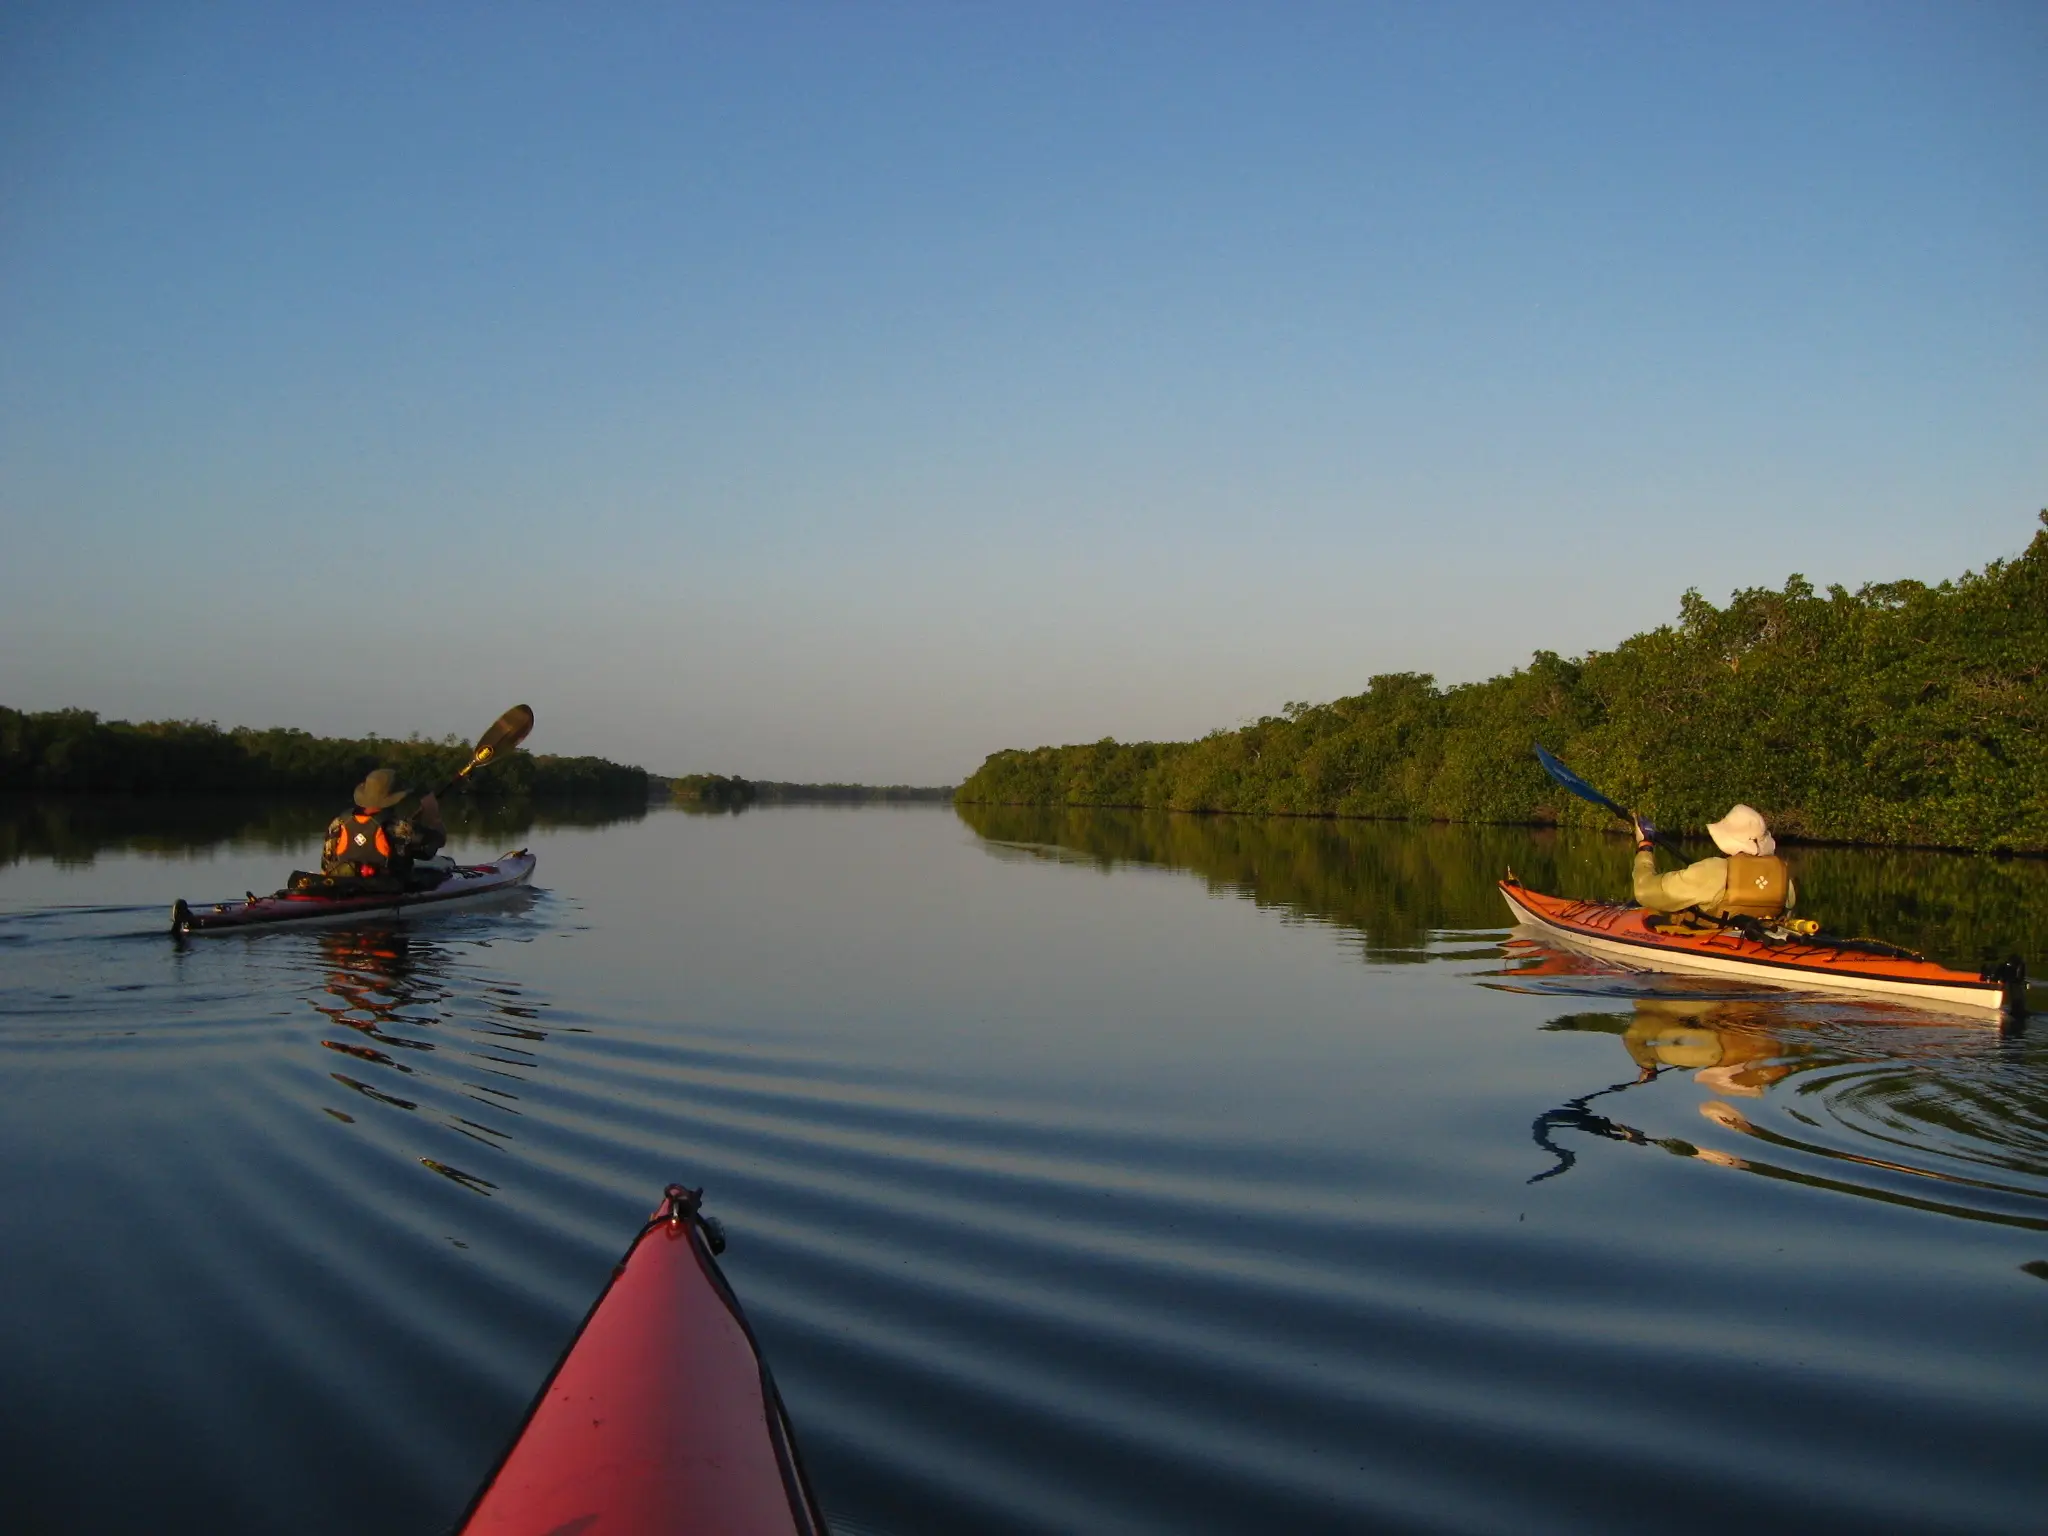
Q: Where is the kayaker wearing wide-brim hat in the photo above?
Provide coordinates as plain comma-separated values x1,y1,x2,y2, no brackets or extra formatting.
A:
321,767,446,883
1630,803,1796,920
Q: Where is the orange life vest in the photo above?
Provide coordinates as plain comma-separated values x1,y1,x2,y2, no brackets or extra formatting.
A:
325,809,398,878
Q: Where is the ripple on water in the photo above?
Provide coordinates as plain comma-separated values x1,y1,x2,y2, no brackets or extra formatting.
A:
4,825,2048,1535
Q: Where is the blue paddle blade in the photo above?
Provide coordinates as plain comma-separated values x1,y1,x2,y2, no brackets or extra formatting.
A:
1533,744,1629,822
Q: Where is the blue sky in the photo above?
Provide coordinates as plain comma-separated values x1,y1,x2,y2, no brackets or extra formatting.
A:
2,2,2042,781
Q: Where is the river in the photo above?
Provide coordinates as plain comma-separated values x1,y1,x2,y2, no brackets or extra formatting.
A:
2,800,2044,1534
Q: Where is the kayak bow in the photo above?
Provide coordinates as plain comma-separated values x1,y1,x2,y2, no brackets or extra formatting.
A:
457,1184,827,1536
171,851,536,935
1500,876,2026,1019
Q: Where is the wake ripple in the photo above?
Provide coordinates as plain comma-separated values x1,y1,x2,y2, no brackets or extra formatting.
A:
2,892,2045,1534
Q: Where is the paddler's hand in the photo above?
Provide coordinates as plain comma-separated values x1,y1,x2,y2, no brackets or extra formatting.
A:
417,792,443,828
1632,814,1656,852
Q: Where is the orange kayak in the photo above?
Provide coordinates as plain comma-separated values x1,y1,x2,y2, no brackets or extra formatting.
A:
457,1185,827,1536
1500,877,2026,1019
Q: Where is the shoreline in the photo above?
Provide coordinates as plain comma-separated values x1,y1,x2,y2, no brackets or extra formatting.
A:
949,797,2048,860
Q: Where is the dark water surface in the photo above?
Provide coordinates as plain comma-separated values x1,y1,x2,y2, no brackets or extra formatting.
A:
3,802,2045,1534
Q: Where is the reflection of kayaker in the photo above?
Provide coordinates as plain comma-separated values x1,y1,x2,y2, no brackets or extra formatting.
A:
1531,1003,2048,1225
1620,998,1795,1097
1630,804,1796,920
1529,998,1799,1180
312,927,431,1038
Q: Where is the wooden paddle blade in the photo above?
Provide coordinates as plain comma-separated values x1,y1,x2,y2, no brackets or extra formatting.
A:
471,705,535,769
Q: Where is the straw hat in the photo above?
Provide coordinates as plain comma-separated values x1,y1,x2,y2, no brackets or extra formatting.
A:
1706,804,1775,857
352,767,410,811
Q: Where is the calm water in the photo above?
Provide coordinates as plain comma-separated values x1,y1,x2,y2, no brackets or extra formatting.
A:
3,800,2045,1535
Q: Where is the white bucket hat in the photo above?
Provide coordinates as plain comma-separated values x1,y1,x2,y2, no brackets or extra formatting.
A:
1706,804,1775,857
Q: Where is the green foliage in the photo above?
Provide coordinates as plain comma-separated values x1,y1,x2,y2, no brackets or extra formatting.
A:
750,782,955,803
670,773,758,808
0,711,648,802
0,795,647,871
660,775,955,808
958,515,2048,853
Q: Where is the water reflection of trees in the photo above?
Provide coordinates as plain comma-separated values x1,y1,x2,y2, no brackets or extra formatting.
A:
955,804,2048,975
966,805,2048,1233
0,795,647,869
959,804,1614,962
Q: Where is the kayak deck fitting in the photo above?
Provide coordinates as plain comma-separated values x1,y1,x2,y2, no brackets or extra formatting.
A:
1500,876,2027,1019
456,1184,827,1536
170,850,536,934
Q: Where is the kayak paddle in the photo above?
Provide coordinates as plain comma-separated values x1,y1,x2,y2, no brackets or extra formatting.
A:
1533,744,1689,859
426,704,535,800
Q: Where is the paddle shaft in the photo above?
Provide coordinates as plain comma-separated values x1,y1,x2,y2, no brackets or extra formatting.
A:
1533,744,1692,861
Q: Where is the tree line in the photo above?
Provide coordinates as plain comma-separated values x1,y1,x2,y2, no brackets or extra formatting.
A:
1,796,648,871
665,775,955,807
668,773,758,807
0,710,648,801
957,513,2048,854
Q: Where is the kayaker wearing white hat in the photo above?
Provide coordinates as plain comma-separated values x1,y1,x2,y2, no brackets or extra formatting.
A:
1630,804,1795,920
320,767,445,885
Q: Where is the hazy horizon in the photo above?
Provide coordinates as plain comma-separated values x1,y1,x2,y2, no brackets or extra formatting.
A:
8,512,2044,788
4,4,2042,782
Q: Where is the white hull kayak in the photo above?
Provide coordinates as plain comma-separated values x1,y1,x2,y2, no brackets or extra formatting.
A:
1501,879,2024,1019
172,851,536,935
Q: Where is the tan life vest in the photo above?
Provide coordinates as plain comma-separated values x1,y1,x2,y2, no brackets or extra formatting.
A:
1703,853,1790,921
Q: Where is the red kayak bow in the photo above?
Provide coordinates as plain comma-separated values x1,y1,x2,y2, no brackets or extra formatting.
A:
456,1185,827,1535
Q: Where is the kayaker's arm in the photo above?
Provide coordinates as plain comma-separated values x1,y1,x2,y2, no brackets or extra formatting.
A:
389,795,446,861
1632,849,1728,913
